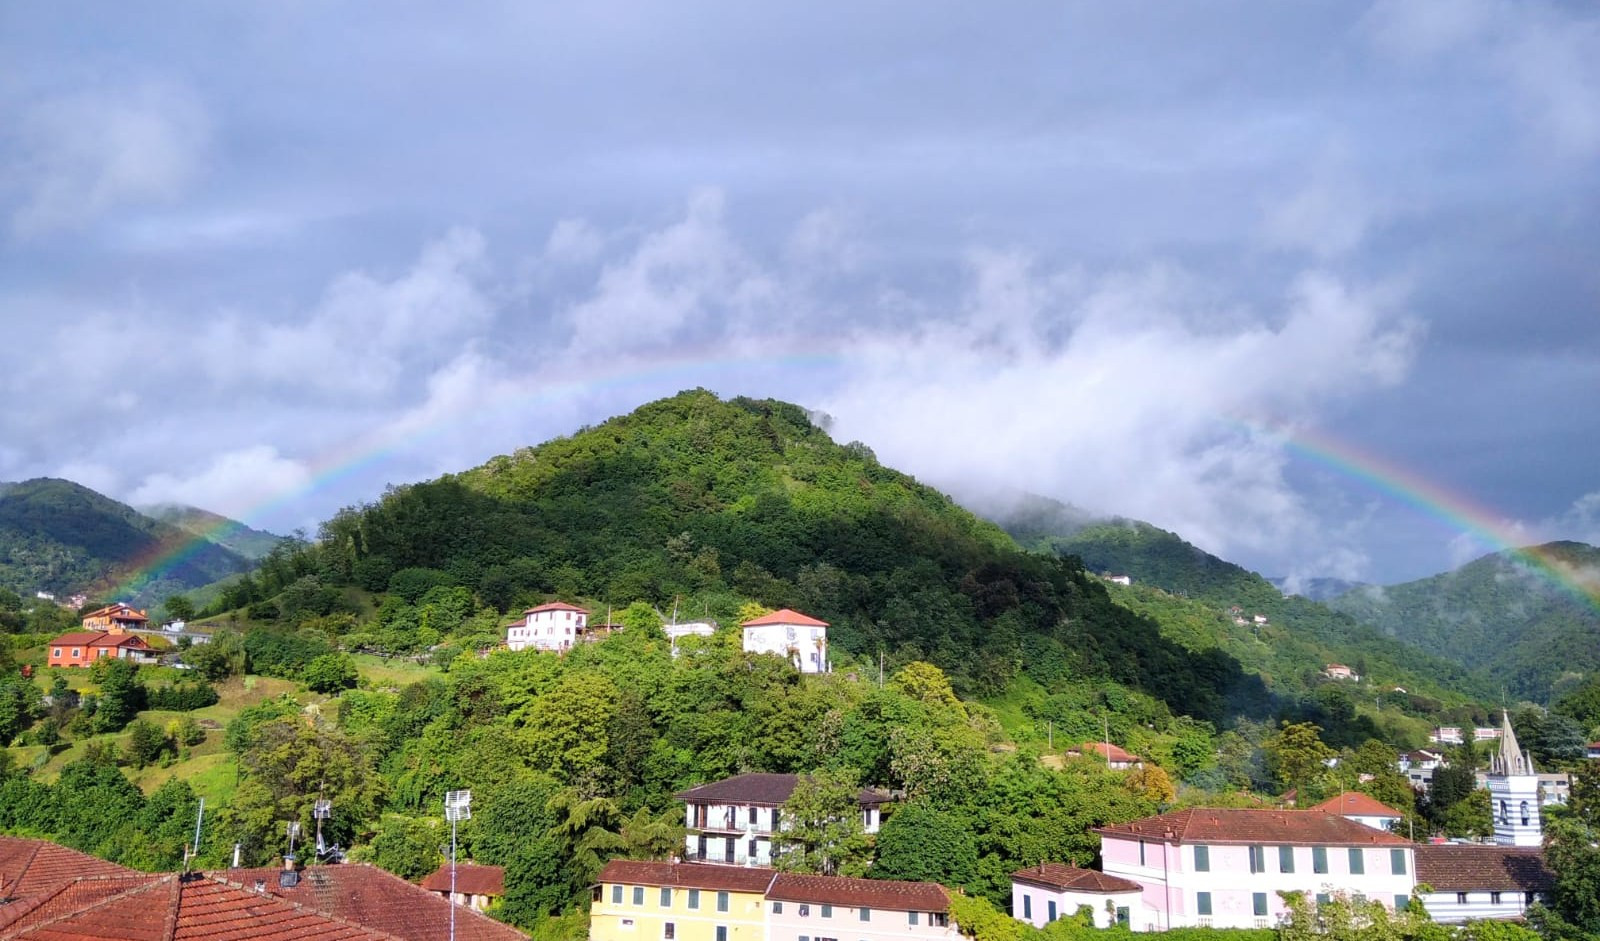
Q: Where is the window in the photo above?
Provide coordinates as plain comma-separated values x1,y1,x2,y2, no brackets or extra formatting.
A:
1249,845,1266,873
1279,846,1295,873
1348,848,1365,874
1253,893,1268,917
593,886,603,902
821,904,833,918
71,648,81,658
612,885,623,904
715,927,727,941
660,888,672,907
633,887,645,906
688,889,700,910
773,902,784,914
1490,892,1502,905
800,936,810,941
622,919,635,928
1316,894,1330,907
859,907,871,922
1023,896,1032,919
1197,893,1212,916
1139,841,1147,865
1520,801,1530,826
909,912,920,926
1394,896,1410,912
1526,892,1537,904
799,905,811,917
1456,893,1468,904
717,891,729,912
932,914,949,928
1047,901,1056,922
1313,847,1328,874
1116,908,1129,927
1390,849,1407,875
664,923,676,940
52,648,61,658
1194,845,1209,872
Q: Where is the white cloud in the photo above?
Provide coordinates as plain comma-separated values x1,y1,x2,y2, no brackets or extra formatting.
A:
129,445,311,520
8,81,210,236
53,461,121,497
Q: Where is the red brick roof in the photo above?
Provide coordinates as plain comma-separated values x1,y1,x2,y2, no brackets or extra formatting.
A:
597,861,775,895
0,838,136,901
1414,845,1555,892
767,873,947,912
673,773,891,807
215,865,525,941
1010,863,1143,894
740,609,828,628
1094,809,1413,847
44,634,107,649
0,872,404,941
1310,793,1404,819
1074,742,1142,764
522,602,588,615
419,864,504,897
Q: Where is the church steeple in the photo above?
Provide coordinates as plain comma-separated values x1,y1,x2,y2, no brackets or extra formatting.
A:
1487,710,1541,846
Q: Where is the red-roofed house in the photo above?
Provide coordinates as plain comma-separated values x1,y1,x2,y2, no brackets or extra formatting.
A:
674,773,890,867
1311,793,1405,832
1011,863,1145,930
1092,808,1417,929
506,602,589,653
1068,742,1144,770
420,862,505,912
740,609,828,674
79,603,148,633
46,629,157,669
766,872,955,941
0,836,137,901
591,860,771,941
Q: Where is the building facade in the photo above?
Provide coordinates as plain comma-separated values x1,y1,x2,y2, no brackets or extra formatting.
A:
766,872,955,941
1415,845,1554,923
740,609,829,674
1012,863,1146,930
1309,793,1404,832
507,601,588,652
46,627,156,668
675,773,887,867
591,861,775,941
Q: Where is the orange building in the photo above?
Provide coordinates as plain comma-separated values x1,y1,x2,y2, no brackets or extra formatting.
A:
47,603,158,668
80,602,150,632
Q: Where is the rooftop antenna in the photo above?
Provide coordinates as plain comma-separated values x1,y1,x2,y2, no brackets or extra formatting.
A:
444,789,473,941
183,797,205,872
313,798,333,859
285,819,301,863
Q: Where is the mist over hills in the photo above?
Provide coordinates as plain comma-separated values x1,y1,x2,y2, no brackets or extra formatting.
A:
0,478,275,607
1327,541,1600,703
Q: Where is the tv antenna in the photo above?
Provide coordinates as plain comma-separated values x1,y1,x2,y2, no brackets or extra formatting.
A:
182,798,205,872
444,790,473,941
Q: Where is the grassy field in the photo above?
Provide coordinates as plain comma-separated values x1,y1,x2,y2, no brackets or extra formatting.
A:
350,653,441,688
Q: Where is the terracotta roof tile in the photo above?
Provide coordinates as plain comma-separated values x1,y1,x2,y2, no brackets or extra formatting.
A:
673,773,890,807
1310,793,1404,819
1010,863,1143,894
522,602,588,615
767,873,947,912
419,864,504,897
213,865,525,941
1414,845,1555,892
43,634,106,649
1074,743,1142,763
0,838,137,901
740,609,828,628
1094,808,1413,847
597,861,775,895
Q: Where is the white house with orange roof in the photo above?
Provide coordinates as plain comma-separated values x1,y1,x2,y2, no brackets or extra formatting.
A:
741,608,829,673
507,601,588,652
1310,792,1404,832
1069,742,1144,770
1011,863,1146,930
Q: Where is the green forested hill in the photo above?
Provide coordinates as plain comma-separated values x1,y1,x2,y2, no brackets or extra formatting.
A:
998,511,1490,703
310,390,1269,724
0,478,252,604
1328,541,1600,702
140,504,285,562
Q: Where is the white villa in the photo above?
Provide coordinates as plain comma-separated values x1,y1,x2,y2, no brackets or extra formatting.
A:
675,773,888,867
741,608,829,674
506,601,588,652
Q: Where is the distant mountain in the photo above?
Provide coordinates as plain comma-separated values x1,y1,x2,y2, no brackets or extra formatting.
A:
995,500,1490,702
1327,541,1600,702
1268,576,1367,602
140,503,285,562
0,478,255,607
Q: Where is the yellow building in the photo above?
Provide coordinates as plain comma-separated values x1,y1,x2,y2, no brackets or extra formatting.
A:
592,860,773,941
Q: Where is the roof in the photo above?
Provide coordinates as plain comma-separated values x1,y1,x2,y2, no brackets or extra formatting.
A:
522,602,589,615
596,861,774,895
81,604,147,622
0,872,403,941
1010,863,1142,894
1075,742,1141,763
214,865,525,941
1414,845,1555,892
740,609,828,628
673,773,891,807
1093,809,1413,847
767,873,947,912
1491,710,1536,776
1310,793,1405,819
0,838,136,901
45,634,108,648
419,864,504,897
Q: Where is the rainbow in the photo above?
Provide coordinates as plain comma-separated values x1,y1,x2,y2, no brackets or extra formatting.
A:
1245,419,1600,610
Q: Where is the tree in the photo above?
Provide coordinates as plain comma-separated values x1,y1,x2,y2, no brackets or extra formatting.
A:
91,658,144,734
163,595,196,623
303,653,359,694
123,718,171,769
365,815,443,880
1265,722,1334,798
871,800,977,886
776,769,872,877
890,661,964,711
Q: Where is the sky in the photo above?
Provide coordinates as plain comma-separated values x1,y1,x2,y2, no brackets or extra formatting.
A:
1,1,1597,586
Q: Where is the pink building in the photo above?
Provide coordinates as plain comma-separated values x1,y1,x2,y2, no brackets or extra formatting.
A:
1092,809,1416,930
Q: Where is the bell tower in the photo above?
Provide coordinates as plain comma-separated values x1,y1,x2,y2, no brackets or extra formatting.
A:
1487,710,1541,847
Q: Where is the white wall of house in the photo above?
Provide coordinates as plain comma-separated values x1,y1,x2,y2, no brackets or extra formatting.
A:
682,800,880,866
1345,814,1401,832
767,899,955,941
1420,889,1542,924
507,607,586,652
1012,885,1146,930
1100,837,1417,930
742,623,828,673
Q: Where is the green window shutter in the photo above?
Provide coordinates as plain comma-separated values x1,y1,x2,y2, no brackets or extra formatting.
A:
1194,845,1209,872
1391,849,1407,875
1196,892,1212,916
1253,893,1268,917
1313,847,1328,874
611,885,622,904
1279,845,1294,873
1348,848,1365,874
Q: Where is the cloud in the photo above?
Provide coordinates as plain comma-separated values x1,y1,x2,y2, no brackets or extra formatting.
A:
129,445,311,520
7,81,209,236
